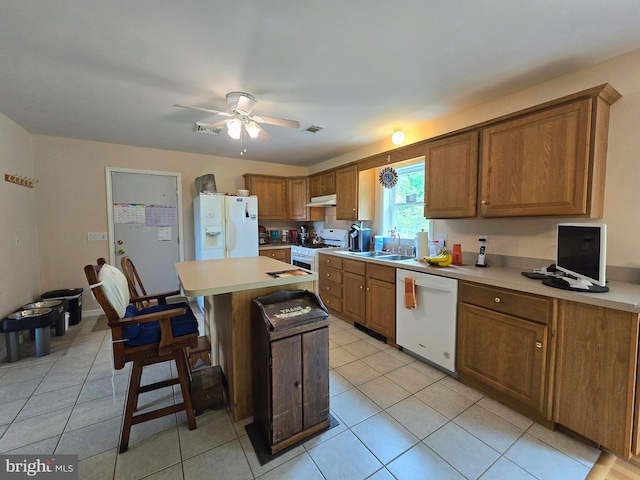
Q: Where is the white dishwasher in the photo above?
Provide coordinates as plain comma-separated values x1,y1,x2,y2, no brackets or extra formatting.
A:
396,269,458,374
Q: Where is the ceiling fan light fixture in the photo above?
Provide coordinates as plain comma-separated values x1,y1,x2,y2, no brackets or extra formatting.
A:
391,128,405,145
226,118,242,139
245,122,260,139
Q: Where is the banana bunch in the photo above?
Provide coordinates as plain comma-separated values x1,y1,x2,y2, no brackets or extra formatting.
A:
423,250,453,267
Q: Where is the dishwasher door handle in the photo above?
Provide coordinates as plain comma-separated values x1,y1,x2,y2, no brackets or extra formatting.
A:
413,280,455,292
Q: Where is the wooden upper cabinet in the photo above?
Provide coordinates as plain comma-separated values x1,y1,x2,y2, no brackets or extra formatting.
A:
479,84,620,218
335,165,358,220
480,100,591,217
309,171,335,198
424,132,478,218
287,177,309,221
335,165,375,221
244,174,287,220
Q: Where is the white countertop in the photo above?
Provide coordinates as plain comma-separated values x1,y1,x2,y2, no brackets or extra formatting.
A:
174,256,317,297
322,250,640,314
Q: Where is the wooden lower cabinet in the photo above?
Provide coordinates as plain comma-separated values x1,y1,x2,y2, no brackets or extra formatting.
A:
457,282,554,423
365,265,396,341
318,255,343,314
252,316,330,454
259,247,290,264
553,300,640,458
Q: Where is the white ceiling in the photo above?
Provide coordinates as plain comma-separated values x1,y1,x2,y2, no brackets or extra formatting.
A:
2,1,640,167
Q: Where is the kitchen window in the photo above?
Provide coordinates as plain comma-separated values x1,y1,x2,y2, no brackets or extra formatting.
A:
382,162,430,238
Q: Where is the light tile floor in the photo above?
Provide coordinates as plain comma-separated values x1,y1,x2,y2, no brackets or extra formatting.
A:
0,311,602,479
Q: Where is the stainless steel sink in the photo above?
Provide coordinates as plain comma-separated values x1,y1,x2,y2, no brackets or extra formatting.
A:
348,251,392,257
378,255,415,261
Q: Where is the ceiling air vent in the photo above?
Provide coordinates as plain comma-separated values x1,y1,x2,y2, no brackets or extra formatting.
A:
193,123,221,135
302,125,324,134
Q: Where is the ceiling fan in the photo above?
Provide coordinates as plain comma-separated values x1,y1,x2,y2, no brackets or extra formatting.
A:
175,92,300,141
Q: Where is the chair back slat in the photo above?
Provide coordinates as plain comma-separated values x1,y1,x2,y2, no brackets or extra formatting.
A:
121,256,150,309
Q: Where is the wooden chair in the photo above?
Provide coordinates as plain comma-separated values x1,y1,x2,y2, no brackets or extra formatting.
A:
121,256,188,309
84,258,198,453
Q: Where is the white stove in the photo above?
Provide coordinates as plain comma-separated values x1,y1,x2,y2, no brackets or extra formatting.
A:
290,228,348,272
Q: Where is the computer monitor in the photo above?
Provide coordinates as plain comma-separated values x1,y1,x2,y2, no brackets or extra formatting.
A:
551,223,607,291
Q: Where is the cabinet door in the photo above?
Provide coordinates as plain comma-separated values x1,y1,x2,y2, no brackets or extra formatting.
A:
458,303,548,414
270,335,302,444
335,165,358,220
287,177,309,220
366,278,396,340
480,100,591,217
425,132,478,218
245,175,287,220
309,172,335,197
302,328,330,429
554,301,639,457
343,271,366,323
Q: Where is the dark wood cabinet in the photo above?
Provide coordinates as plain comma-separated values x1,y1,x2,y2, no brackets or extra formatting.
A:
457,282,554,423
252,297,330,454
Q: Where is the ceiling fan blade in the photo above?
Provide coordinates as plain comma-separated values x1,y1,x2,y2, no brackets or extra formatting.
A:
255,123,272,141
174,104,231,116
202,119,228,130
236,95,257,115
253,115,300,129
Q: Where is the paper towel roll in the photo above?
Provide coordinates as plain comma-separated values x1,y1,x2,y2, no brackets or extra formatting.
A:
416,231,429,259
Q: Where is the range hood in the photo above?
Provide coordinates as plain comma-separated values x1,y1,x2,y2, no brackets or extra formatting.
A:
306,194,337,207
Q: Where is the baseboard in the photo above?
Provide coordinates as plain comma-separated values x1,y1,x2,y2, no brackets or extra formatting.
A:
82,308,103,318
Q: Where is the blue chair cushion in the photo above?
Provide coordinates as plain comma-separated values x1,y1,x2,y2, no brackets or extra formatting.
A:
122,302,198,347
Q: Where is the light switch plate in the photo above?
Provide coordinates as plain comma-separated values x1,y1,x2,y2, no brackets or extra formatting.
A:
87,232,107,241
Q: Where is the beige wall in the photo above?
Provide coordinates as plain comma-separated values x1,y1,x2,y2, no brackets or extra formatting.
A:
0,114,40,328
32,137,307,312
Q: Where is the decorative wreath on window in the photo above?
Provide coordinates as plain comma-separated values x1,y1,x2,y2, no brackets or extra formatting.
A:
378,166,398,188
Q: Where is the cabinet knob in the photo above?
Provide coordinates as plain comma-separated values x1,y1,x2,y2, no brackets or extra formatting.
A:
295,381,301,389
352,207,356,211
482,200,488,205
271,253,275,257
535,342,542,348
359,285,363,289
366,287,370,292
326,273,330,277
494,297,501,303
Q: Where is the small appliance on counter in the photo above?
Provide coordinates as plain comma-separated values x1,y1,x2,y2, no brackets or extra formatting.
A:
349,223,371,252
299,225,309,245
289,229,299,245
258,225,269,245
475,236,488,267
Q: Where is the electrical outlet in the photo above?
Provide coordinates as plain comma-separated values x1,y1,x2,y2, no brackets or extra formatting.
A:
87,232,107,241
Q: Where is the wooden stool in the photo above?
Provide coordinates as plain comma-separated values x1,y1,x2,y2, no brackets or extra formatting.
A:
189,336,211,369
191,365,225,415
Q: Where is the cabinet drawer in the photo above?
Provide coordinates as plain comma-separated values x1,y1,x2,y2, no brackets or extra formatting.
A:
459,282,552,324
367,264,396,283
319,279,343,299
259,249,288,261
318,255,343,270
319,267,342,284
321,294,342,314
343,258,366,275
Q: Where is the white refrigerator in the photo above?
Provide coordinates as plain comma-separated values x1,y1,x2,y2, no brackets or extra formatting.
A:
194,194,259,310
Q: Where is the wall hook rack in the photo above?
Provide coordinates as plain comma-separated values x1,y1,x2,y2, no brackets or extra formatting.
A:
5,173,38,188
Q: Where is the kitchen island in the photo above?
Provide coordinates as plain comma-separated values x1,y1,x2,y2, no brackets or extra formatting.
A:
175,256,317,421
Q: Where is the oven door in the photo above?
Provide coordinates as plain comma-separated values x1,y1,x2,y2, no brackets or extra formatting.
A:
291,255,312,271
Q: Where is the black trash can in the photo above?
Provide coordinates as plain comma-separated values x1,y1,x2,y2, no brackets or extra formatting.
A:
41,288,83,325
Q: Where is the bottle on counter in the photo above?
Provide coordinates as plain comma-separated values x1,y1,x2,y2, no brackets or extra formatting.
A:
452,244,463,265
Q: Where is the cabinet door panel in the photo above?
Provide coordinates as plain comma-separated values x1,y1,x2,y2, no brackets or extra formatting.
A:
343,272,366,323
287,177,309,220
458,303,547,412
425,132,478,218
554,301,639,457
480,100,591,217
302,328,330,429
335,165,358,220
366,278,396,340
245,175,287,220
271,336,302,444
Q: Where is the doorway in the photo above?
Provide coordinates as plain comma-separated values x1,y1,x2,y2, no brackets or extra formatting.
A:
106,168,185,295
